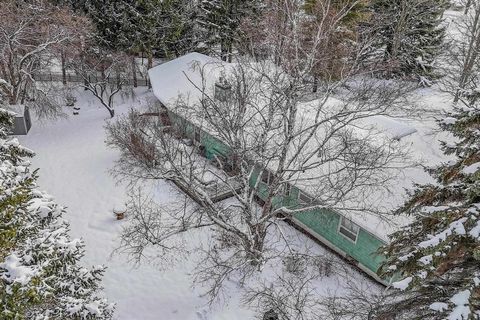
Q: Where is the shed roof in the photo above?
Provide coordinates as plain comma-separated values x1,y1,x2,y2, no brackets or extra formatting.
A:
4,104,26,117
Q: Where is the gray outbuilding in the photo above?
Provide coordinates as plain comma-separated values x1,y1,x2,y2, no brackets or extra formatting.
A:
7,105,32,135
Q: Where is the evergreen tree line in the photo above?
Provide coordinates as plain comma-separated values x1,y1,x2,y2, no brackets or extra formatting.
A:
60,0,450,82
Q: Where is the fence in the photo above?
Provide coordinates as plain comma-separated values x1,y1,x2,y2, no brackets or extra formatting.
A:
32,72,151,87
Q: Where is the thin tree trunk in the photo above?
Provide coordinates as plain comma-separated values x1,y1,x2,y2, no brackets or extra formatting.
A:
61,50,67,85
131,55,138,88
465,0,472,15
20,81,27,104
221,40,228,62
227,41,233,63
454,7,480,103
147,50,153,89
8,92,16,105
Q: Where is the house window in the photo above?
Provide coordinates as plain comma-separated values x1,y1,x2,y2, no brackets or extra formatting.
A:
284,184,292,196
261,170,270,184
298,191,312,205
194,128,201,143
338,217,360,243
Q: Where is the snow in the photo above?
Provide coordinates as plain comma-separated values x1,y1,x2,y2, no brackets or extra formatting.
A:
418,254,433,265
0,254,37,285
28,197,56,218
392,276,412,290
448,290,471,320
423,206,451,213
463,162,480,175
355,115,417,140
148,52,223,108
419,218,467,249
429,302,449,312
442,117,457,125
469,220,480,239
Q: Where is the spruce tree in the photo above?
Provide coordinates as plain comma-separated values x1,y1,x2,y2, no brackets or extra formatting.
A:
369,0,448,81
158,0,199,58
86,0,197,63
0,109,113,319
378,105,480,318
198,0,259,61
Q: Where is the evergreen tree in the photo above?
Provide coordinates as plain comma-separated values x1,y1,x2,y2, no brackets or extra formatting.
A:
304,0,369,27
369,0,448,81
157,0,199,58
84,0,128,50
378,105,480,318
198,0,259,61
0,109,113,319
86,0,197,65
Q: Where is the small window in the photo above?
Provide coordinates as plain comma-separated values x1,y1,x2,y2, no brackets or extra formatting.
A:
261,170,270,184
284,184,292,196
194,128,201,142
338,217,360,243
298,191,312,204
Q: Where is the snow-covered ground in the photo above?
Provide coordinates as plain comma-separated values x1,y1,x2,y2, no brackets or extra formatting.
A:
17,88,381,319
17,89,254,319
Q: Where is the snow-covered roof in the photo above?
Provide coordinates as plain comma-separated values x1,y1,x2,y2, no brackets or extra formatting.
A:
149,52,224,108
4,104,26,117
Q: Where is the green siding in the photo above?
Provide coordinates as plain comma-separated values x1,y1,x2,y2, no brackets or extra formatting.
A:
203,135,230,159
294,210,385,272
249,171,386,274
164,108,387,278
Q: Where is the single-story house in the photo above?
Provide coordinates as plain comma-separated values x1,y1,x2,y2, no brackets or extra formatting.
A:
148,52,430,284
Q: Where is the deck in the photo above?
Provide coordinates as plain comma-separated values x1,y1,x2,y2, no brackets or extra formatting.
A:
171,175,244,205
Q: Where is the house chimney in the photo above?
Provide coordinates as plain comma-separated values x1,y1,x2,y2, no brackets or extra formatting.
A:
214,75,231,102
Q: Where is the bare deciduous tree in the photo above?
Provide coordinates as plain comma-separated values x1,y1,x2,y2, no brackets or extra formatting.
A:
443,0,480,106
0,0,81,118
107,60,411,300
240,0,365,90
67,48,133,118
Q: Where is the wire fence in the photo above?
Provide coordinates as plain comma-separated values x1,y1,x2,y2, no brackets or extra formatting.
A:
32,72,151,87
